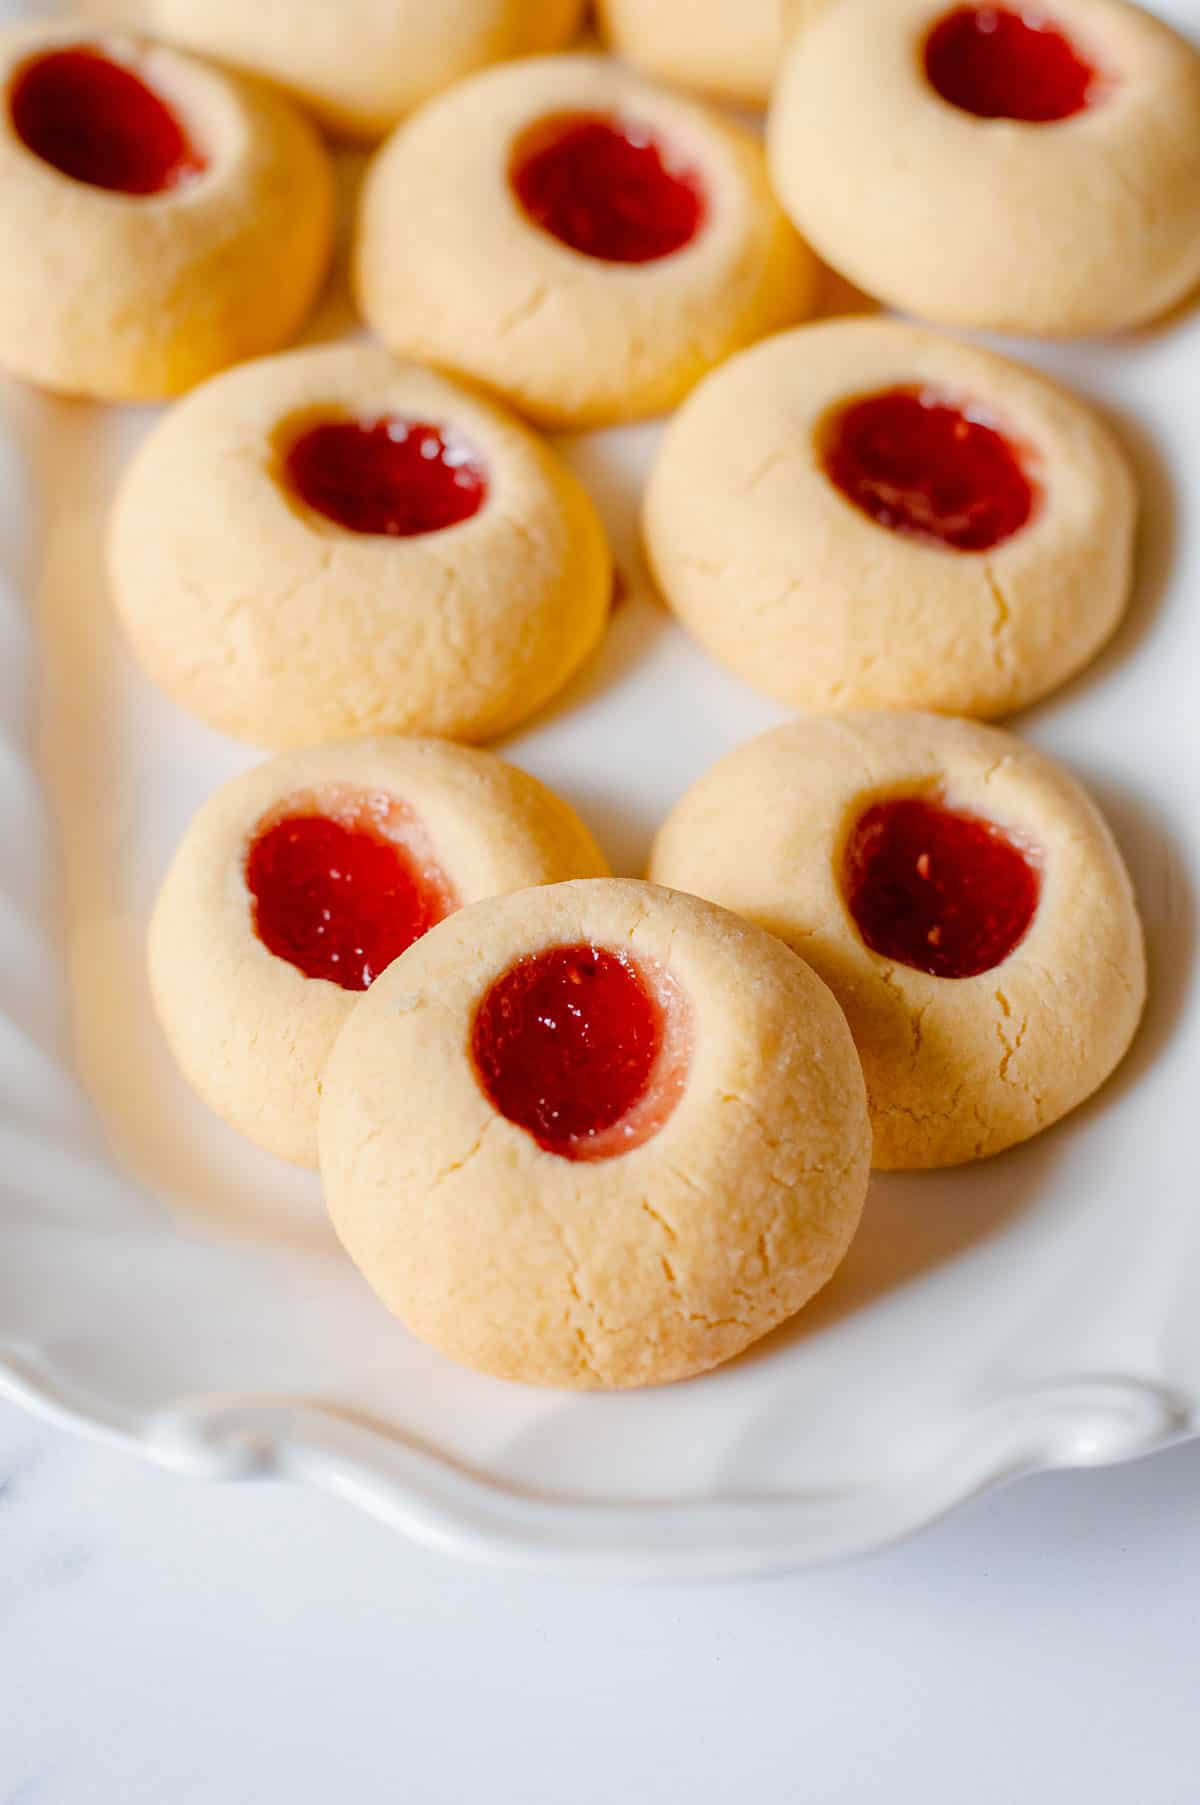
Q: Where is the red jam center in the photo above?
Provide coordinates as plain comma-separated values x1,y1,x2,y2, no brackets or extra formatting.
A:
10,47,206,194
511,113,706,264
472,945,683,1160
924,6,1100,122
284,419,487,538
821,387,1037,553
245,799,455,992
842,797,1041,979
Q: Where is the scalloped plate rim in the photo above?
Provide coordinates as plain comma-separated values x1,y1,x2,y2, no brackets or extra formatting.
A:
1,1350,1195,1577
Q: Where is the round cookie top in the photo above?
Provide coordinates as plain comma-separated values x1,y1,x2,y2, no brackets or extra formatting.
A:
650,711,1146,1169
149,737,608,1168
644,317,1137,719
0,20,334,399
596,0,783,110
319,879,872,1388
145,0,586,139
109,343,611,747
354,54,816,428
767,0,1200,334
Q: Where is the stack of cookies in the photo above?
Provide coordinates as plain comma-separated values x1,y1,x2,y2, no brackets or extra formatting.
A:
3,0,1196,1388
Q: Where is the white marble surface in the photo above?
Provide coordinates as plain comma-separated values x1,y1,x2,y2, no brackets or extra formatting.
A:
5,1401,1200,1802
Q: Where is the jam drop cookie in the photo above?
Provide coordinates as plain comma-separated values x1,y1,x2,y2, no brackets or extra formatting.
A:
0,22,333,401
149,738,608,1167
319,879,870,1388
109,343,611,746
650,712,1146,1169
767,0,1200,335
145,0,585,141
355,55,815,428
597,0,783,109
644,319,1136,718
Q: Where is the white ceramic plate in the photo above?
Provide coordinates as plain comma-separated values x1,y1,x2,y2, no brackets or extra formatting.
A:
2,0,1198,1578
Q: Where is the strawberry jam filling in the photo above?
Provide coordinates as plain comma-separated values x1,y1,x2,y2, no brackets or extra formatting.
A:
842,797,1041,979
471,944,688,1160
924,6,1101,123
245,793,456,992
511,112,706,264
10,46,206,194
821,386,1037,552
284,419,487,537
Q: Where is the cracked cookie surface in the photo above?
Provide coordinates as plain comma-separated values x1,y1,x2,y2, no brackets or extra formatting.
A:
644,319,1136,718
354,54,815,429
318,878,870,1388
149,738,608,1169
109,343,611,746
649,712,1146,1169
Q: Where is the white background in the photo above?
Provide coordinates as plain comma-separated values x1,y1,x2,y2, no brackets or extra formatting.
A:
6,1403,1200,1802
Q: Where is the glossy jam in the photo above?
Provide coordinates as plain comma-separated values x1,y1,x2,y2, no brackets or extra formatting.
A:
284,419,487,538
511,112,705,264
472,944,683,1160
245,799,454,991
821,387,1036,553
10,46,206,194
842,797,1041,979
924,6,1100,122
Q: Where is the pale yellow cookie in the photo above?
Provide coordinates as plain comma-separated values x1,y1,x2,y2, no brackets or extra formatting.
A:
355,54,816,429
650,712,1146,1169
77,0,144,21
145,0,586,141
597,0,784,109
319,879,871,1389
149,738,608,1168
644,319,1136,718
109,343,611,747
782,0,837,28
767,0,1200,335
0,21,333,401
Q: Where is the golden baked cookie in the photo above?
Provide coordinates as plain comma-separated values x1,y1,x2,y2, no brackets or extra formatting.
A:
782,0,837,27
145,0,586,141
78,0,143,20
767,0,1200,335
650,712,1146,1170
149,738,608,1168
597,0,783,109
319,879,871,1389
0,21,333,401
644,318,1136,718
355,54,816,428
109,343,611,746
